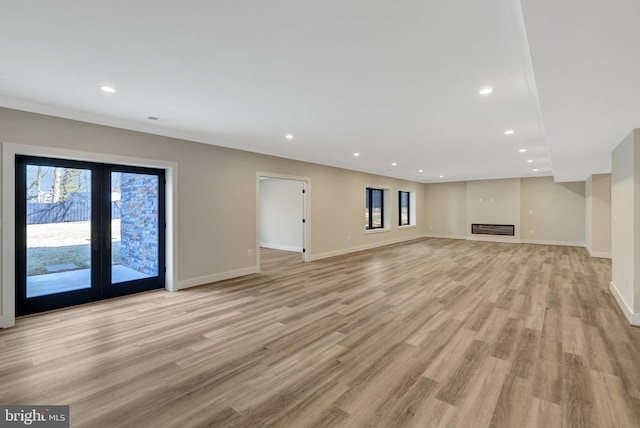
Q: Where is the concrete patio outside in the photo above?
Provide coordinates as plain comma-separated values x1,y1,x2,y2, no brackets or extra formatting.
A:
27,265,151,298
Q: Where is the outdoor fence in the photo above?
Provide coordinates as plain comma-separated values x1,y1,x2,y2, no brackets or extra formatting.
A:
27,201,121,224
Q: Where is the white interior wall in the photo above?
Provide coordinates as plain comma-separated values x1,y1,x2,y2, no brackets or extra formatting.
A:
585,174,612,258
424,181,467,238
520,177,585,246
610,129,640,325
466,178,521,242
426,177,587,247
592,174,612,257
586,176,593,252
259,178,304,252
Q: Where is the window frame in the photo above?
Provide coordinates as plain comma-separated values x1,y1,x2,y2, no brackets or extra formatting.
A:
397,188,417,229
398,190,410,226
365,187,384,230
364,185,391,233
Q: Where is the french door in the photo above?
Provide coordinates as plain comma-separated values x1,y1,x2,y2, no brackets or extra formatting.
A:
16,156,165,316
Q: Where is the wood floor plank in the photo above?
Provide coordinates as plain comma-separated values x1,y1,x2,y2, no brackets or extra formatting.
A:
373,376,439,427
525,397,562,428
509,327,540,379
422,327,478,383
407,397,458,428
270,380,349,428
1,239,639,427
433,339,490,406
489,374,533,428
454,356,511,428
531,339,564,405
491,316,522,360
563,353,595,427
562,315,587,357
590,369,638,428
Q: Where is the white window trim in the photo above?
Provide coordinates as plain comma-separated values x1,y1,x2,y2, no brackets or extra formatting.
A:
364,185,391,234
397,188,417,229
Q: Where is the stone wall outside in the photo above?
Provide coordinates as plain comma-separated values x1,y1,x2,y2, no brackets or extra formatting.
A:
119,173,158,275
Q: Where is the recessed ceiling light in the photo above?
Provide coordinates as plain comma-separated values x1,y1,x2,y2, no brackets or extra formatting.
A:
100,86,116,93
439,175,444,178
519,149,527,153
478,88,493,95
533,168,539,172
391,162,397,166
505,130,515,135
418,169,423,173
285,134,293,140
353,152,360,157
526,159,533,163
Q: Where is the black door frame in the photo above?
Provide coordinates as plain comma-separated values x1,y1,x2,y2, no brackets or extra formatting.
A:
15,155,166,316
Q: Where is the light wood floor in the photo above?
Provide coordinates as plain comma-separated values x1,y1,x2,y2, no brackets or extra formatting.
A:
2,238,640,427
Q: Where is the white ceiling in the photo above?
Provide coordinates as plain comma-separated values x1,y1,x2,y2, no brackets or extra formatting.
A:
0,0,637,183
521,0,640,182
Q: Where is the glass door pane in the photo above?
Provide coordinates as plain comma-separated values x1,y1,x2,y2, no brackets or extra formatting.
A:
25,165,93,297
111,171,160,284
400,191,409,225
371,189,383,228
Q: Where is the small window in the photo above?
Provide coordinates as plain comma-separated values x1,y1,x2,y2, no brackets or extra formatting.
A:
398,189,416,228
399,191,410,226
365,187,384,230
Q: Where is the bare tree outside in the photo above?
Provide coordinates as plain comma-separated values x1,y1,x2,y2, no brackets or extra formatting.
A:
52,167,62,202
27,165,48,202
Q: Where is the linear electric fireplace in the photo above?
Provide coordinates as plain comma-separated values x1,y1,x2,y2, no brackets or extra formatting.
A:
471,224,515,236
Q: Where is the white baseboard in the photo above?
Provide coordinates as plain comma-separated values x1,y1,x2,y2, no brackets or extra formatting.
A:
0,317,15,329
520,239,585,248
610,281,640,326
177,266,259,291
585,245,612,259
424,233,466,240
308,235,427,262
590,252,612,259
260,243,303,252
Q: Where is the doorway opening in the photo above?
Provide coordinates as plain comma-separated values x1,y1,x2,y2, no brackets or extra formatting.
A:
257,173,310,269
